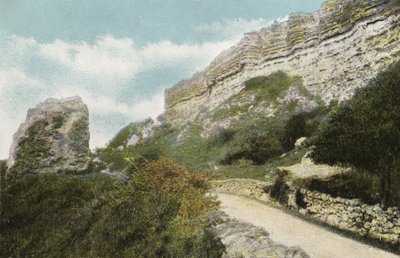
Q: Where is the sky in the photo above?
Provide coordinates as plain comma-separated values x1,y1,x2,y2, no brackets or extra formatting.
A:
0,0,326,159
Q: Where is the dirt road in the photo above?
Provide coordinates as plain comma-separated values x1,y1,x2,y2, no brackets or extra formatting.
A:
218,193,399,258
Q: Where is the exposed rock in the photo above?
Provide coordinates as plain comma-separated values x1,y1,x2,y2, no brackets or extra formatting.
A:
126,118,160,147
165,0,400,125
278,153,347,180
100,168,129,181
127,134,141,146
294,137,308,149
207,211,310,258
7,96,91,174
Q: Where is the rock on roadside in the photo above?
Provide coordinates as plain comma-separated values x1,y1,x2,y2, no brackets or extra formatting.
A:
207,211,310,258
7,96,91,174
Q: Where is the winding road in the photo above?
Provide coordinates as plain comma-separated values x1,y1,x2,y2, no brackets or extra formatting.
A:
218,193,400,258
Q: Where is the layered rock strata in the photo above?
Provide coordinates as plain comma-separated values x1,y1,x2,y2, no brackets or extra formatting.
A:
165,0,400,125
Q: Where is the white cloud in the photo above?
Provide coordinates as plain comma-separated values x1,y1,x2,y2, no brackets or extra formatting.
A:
54,87,164,120
140,39,236,73
0,68,42,92
40,36,139,81
0,109,20,162
196,17,289,40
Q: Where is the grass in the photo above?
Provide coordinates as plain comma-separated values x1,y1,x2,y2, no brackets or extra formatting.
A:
214,148,308,181
100,71,327,181
244,71,303,102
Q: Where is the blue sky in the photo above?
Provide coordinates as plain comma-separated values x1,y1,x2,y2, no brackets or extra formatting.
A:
0,0,325,158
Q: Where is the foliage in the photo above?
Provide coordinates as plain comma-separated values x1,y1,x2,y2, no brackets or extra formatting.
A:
244,71,302,102
10,120,52,174
269,170,290,204
312,61,400,207
107,118,154,149
68,117,90,154
280,106,330,151
0,160,7,218
0,159,222,257
221,121,283,164
295,169,382,205
99,71,328,180
215,148,308,180
206,127,236,147
108,122,138,149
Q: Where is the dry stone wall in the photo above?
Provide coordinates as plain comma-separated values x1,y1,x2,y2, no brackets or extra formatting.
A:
212,179,400,246
287,188,400,245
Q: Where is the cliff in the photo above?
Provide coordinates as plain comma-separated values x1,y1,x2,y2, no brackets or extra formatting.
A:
165,0,400,125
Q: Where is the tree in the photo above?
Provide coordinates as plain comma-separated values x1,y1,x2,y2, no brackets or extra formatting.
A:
312,61,400,207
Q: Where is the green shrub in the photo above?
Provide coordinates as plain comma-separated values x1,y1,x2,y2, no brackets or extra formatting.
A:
312,61,400,207
295,169,381,205
219,119,285,165
244,71,302,102
281,106,330,151
206,127,236,147
269,170,290,204
0,159,223,258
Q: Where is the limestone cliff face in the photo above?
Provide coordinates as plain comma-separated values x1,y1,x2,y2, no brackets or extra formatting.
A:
7,96,91,174
165,0,400,125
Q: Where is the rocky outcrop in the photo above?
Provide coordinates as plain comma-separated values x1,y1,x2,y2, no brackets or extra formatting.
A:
207,211,310,258
126,118,160,147
165,0,400,125
7,96,91,174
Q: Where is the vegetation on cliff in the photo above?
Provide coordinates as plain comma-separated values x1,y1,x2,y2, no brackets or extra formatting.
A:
100,72,327,181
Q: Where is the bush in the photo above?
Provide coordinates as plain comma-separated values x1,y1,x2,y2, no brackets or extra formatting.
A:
244,71,302,102
269,170,290,204
295,170,381,205
280,107,330,151
312,61,400,207
206,127,236,147
219,119,284,165
0,159,223,258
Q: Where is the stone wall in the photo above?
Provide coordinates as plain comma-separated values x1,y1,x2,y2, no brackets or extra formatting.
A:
207,211,310,258
212,179,271,202
212,179,400,246
165,0,400,125
287,188,400,245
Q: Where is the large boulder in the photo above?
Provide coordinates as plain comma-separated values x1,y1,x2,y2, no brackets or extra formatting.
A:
7,96,91,174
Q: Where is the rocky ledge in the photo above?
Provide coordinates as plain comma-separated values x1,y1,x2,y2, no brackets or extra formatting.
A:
7,96,91,174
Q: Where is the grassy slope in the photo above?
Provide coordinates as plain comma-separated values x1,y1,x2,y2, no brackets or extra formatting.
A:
100,72,326,182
